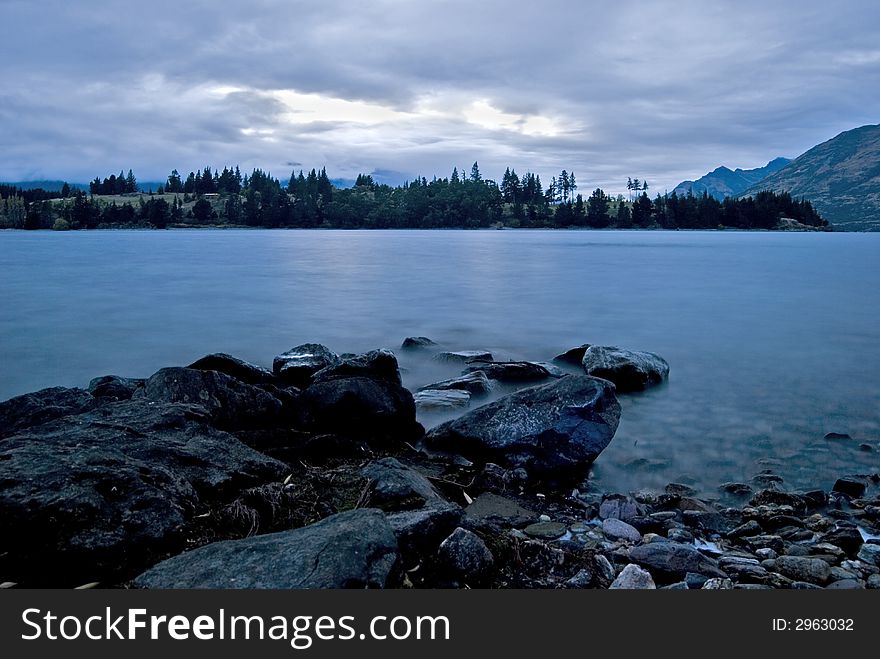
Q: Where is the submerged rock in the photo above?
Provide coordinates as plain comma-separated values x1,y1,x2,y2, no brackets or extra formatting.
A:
832,477,866,498
418,371,493,396
311,349,402,386
187,353,279,386
413,389,471,411
464,493,538,529
433,350,493,363
273,343,339,387
133,509,399,589
0,400,287,586
401,336,438,350
0,386,97,439
581,345,669,392
87,375,144,401
464,360,554,383
424,375,620,479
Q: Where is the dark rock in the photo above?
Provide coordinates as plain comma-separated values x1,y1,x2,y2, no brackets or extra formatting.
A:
464,493,537,529
438,528,494,583
0,387,97,438
523,522,567,540
187,353,279,386
553,344,591,367
610,564,656,589
720,482,753,497
401,337,437,350
860,443,875,452
801,490,828,508
273,343,339,387
134,509,398,589
564,568,594,588
133,367,283,429
665,483,697,497
387,503,463,557
702,578,734,589
413,389,471,411
751,473,784,488
824,432,852,440
599,494,645,523
685,572,709,589
418,371,493,396
790,581,823,589
743,535,785,554
0,401,287,586
826,579,864,589
433,350,493,364
749,489,806,511
819,526,863,556
857,543,880,566
312,349,402,386
833,477,866,498
360,458,442,512
580,345,669,392
87,375,144,401
424,375,620,479
867,574,880,589
764,515,805,531
667,528,694,543
300,376,421,442
728,520,763,538
662,581,689,590
464,361,553,383
603,518,642,543
774,556,831,585
593,554,617,587
629,541,727,583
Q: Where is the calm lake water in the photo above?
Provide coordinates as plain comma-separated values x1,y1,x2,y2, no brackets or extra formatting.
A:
1,229,878,495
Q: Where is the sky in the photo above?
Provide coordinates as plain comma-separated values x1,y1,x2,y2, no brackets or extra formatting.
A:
1,0,878,195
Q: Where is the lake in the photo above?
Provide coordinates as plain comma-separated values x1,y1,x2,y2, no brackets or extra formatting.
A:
1,229,878,495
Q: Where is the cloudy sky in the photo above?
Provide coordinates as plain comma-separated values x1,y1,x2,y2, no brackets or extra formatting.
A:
1,0,878,194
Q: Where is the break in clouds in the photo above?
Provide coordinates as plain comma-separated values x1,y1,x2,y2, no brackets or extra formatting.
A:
1,0,879,193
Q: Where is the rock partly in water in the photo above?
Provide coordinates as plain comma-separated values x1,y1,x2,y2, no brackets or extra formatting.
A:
187,353,280,386
0,387,97,439
628,541,727,583
424,375,620,479
134,509,399,589
464,361,554,383
300,376,421,442
824,432,852,440
552,344,591,367
418,371,493,397
87,375,144,401
438,527,494,584
311,349,402,386
273,343,339,387
581,345,669,392
610,564,656,589
0,400,287,586
133,367,283,429
413,389,471,412
433,350,493,364
832,478,866,498
401,336,438,350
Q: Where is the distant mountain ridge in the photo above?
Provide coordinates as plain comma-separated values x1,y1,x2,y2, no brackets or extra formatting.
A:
740,123,880,231
673,157,791,200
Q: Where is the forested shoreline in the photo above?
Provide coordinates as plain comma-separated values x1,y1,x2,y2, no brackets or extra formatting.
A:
1,163,829,231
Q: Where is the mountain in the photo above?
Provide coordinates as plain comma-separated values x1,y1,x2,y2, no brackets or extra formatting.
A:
740,124,880,231
673,157,791,200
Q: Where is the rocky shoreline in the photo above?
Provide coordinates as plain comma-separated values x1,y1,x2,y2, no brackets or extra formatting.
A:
0,340,877,589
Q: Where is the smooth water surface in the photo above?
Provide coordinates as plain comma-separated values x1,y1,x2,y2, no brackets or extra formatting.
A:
1,229,878,494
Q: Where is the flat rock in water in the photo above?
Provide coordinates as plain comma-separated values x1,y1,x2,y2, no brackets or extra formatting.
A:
523,521,567,540
610,564,656,589
273,343,339,387
424,375,620,478
0,386,98,439
418,371,493,396
311,349,402,386
88,375,144,401
133,509,399,589
832,477,866,498
629,541,727,582
133,367,283,429
465,493,538,528
401,336,438,350
0,400,287,586
824,432,852,440
187,353,280,386
581,345,669,392
433,350,493,363
413,389,471,411
553,344,591,367
464,361,553,383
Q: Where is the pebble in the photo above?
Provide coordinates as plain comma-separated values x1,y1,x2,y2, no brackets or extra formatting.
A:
609,564,656,589
602,518,642,543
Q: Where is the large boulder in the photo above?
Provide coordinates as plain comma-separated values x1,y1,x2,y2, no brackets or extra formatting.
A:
464,361,554,383
133,509,399,589
423,375,620,478
273,343,339,387
418,371,493,396
0,387,98,439
133,367,283,429
0,401,287,586
581,346,669,392
311,349,402,386
187,353,280,386
87,375,144,401
300,376,421,441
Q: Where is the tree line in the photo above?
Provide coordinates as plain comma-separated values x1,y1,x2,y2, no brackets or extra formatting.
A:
1,163,828,230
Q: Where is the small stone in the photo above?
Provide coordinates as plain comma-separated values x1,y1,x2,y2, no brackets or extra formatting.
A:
755,548,778,560
662,581,689,589
523,521,567,540
720,482,753,497
594,554,616,586
539,514,551,523
833,478,867,498
774,556,832,585
438,528,494,583
401,336,437,350
860,443,875,452
609,564,656,589
667,528,694,543
866,574,880,589
564,568,594,588
702,578,734,589
801,490,828,508
599,494,644,522
602,518,642,543
728,520,762,538
857,543,880,566
685,572,709,589
826,579,864,589
665,483,697,497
